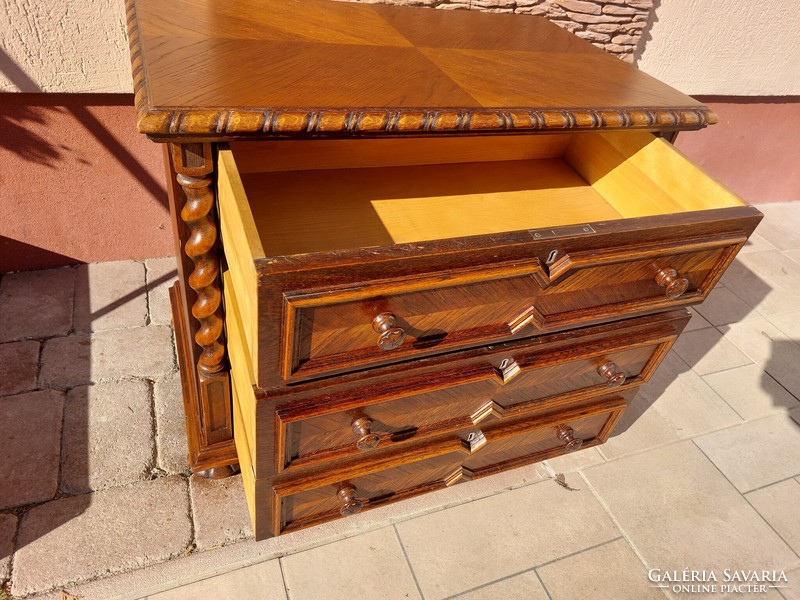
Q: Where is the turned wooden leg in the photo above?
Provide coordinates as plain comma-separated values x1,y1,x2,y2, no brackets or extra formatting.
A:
166,142,237,474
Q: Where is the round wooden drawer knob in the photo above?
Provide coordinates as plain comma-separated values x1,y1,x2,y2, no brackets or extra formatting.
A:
337,484,364,517
556,424,584,453
372,312,407,351
351,416,381,451
597,361,626,387
655,267,689,299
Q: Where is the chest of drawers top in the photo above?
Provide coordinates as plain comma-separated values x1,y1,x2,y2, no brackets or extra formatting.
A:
128,0,716,141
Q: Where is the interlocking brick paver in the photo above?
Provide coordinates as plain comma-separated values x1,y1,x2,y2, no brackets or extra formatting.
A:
39,325,175,388
0,389,64,509
61,381,155,494
145,257,178,326
0,513,16,583
0,340,39,396
154,372,189,474
74,261,148,332
0,267,75,341
190,474,253,550
11,476,192,597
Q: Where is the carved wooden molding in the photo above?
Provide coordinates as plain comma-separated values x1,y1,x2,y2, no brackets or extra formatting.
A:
125,0,716,138
170,142,227,378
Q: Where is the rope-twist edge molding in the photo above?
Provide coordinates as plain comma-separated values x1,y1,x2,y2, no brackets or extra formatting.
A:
147,106,716,136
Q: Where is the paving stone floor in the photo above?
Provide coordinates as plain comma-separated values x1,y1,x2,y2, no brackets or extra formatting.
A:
1,202,800,599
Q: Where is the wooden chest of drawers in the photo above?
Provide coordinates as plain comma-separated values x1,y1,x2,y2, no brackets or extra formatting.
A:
127,0,761,539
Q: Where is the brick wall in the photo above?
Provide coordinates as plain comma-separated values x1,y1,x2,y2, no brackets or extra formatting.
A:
349,0,653,62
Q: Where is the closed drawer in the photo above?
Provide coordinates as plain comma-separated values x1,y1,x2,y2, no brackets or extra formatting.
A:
271,397,626,535
218,131,761,387
225,270,686,479
274,319,676,472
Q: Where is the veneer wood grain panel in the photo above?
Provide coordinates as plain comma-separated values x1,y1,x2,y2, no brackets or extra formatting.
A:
128,0,717,137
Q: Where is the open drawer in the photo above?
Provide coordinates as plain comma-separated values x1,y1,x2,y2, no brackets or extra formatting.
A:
218,131,761,386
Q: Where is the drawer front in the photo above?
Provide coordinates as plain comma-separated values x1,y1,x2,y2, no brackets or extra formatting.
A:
281,234,741,382
282,261,539,381
273,398,626,535
275,324,675,472
516,235,742,330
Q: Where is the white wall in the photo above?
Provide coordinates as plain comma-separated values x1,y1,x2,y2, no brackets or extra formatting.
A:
637,0,800,96
1,0,797,95
0,0,132,92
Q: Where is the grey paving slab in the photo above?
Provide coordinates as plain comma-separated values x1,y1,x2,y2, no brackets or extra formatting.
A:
738,249,800,297
582,441,799,576
149,560,286,600
598,387,679,460
683,306,712,331
778,567,800,600
768,310,800,340
189,474,252,550
74,261,148,332
738,232,777,254
154,372,189,474
694,285,760,326
703,364,800,420
721,255,800,317
694,414,800,493
12,476,192,597
601,351,741,460
453,571,548,600
0,389,64,509
537,446,605,476
395,479,618,599
61,380,155,494
719,253,795,316
0,267,75,341
281,527,420,600
39,325,176,388
746,479,800,556
0,340,39,396
671,327,752,375
145,257,178,326
536,538,662,600
719,318,800,399
786,249,800,266
636,350,742,434
753,202,800,252
0,513,16,583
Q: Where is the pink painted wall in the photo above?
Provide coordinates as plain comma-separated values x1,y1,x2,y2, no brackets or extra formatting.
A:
675,97,800,204
0,94,169,272
1,94,797,273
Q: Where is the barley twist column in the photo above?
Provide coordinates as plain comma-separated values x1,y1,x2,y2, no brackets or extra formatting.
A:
177,171,225,376
170,142,235,478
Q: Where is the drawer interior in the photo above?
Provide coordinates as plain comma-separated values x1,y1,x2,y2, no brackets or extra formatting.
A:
220,131,746,258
